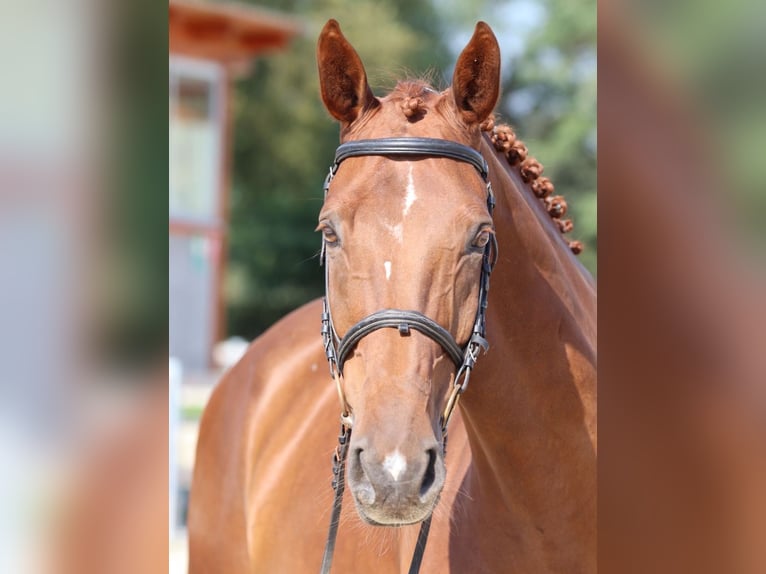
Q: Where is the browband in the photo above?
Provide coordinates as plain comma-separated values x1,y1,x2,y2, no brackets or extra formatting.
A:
332,137,489,181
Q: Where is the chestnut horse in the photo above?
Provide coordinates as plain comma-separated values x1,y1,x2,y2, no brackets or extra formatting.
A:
188,21,596,573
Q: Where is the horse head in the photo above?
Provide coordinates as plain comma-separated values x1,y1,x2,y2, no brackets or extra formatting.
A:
317,19,500,526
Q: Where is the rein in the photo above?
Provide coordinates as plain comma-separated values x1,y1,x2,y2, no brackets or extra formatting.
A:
319,137,497,574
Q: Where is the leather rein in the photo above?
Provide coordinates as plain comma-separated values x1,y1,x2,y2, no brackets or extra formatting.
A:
319,137,498,574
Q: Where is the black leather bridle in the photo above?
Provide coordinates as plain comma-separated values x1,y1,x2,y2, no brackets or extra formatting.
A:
319,137,498,574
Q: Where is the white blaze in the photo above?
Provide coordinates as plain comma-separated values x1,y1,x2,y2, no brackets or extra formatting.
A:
384,260,392,280
384,222,403,243
382,449,407,481
403,165,417,216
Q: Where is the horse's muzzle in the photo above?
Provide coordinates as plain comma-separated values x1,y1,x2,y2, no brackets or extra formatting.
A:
347,437,445,525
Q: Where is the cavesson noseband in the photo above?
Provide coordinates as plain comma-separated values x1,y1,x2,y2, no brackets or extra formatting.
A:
319,137,498,574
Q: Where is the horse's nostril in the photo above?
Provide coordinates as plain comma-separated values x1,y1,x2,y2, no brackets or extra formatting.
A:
419,447,437,499
350,447,366,481
352,447,367,478
351,447,377,505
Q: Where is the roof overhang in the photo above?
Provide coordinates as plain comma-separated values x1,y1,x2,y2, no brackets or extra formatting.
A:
169,0,301,63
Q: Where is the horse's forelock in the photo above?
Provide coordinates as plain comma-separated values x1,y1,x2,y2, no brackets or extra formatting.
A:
387,80,437,120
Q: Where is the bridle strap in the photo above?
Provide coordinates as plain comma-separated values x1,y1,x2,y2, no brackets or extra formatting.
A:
333,137,489,180
408,514,433,574
320,424,351,574
336,309,464,373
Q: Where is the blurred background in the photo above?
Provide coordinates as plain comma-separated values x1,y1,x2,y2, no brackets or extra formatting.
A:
168,0,595,568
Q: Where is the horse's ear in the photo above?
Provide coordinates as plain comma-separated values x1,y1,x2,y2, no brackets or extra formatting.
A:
317,19,378,125
450,22,500,125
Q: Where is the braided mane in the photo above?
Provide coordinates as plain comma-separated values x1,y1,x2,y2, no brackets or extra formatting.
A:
482,116,583,254
387,80,582,255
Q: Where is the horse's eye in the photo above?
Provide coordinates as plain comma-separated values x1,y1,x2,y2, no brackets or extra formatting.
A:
321,225,339,245
473,228,493,249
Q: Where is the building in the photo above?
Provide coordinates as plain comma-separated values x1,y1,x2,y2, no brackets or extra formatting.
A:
169,0,300,371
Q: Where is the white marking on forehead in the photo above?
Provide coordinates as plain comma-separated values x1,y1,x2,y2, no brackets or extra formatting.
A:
403,165,417,216
383,260,392,280
384,221,403,243
382,449,407,481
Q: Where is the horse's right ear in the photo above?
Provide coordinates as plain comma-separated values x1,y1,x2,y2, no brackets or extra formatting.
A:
450,22,500,126
317,20,379,125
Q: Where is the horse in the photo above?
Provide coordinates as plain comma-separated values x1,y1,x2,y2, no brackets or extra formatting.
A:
188,20,596,573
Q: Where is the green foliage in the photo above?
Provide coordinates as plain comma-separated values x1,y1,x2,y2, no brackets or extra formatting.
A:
632,0,766,254
225,0,597,338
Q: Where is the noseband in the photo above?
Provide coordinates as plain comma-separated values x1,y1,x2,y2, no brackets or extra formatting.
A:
319,137,498,574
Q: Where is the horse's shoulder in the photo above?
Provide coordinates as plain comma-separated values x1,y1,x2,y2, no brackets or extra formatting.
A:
206,297,325,412
197,298,326,462
190,298,328,548
191,298,340,572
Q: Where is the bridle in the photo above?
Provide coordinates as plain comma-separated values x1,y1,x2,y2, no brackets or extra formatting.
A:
320,138,498,426
318,137,498,574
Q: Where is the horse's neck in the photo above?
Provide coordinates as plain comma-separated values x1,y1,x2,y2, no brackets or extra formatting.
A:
456,140,597,538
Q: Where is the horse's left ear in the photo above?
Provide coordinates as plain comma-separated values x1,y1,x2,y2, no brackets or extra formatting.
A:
450,22,501,125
